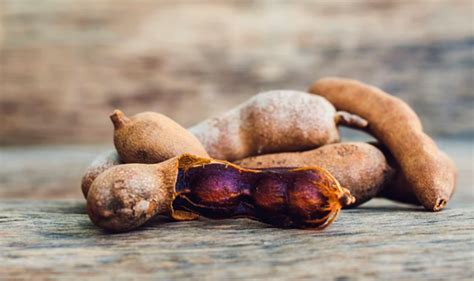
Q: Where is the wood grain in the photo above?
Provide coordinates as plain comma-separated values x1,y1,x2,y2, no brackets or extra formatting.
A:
0,200,472,280
1,0,473,144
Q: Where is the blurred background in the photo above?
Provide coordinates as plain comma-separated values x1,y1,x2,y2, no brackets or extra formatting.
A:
0,0,473,200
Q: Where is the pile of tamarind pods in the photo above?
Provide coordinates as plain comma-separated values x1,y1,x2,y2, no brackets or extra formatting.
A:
83,77,457,232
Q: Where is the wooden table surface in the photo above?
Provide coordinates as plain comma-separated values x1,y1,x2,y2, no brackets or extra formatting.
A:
0,139,473,280
1,200,473,280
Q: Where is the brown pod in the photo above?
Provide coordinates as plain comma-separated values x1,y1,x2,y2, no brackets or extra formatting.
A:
111,110,209,163
87,154,354,232
309,77,457,211
188,90,367,161
236,142,394,207
81,150,121,198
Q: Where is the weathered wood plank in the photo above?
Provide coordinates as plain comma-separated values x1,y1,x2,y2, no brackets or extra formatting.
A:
1,0,473,144
0,199,473,280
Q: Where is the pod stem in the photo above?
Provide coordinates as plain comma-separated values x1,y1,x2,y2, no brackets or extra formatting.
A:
339,190,356,207
335,111,368,129
110,109,131,129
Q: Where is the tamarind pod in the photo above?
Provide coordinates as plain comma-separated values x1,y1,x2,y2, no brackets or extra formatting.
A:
188,90,367,161
81,150,121,198
309,77,457,211
111,110,209,164
87,154,354,232
235,142,394,208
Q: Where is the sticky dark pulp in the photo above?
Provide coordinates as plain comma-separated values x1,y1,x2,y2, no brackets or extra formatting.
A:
174,164,332,228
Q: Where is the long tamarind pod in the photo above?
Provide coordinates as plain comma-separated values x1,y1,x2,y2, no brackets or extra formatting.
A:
87,154,354,232
309,77,457,211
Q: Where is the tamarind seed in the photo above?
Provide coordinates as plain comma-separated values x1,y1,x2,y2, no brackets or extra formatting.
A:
177,164,248,207
287,171,328,218
253,175,288,212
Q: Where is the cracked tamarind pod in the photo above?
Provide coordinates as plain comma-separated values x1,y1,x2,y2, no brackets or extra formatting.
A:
235,142,394,208
188,90,367,161
309,77,457,211
87,154,354,232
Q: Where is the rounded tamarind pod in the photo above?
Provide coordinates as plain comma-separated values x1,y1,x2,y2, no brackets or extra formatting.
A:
81,150,122,198
87,154,354,232
188,90,367,161
235,142,394,207
110,110,209,163
309,77,457,211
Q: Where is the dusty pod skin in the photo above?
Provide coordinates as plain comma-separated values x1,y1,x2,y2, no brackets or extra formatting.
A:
188,90,367,161
87,154,354,232
111,110,209,164
235,142,394,208
309,77,457,211
81,150,122,198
